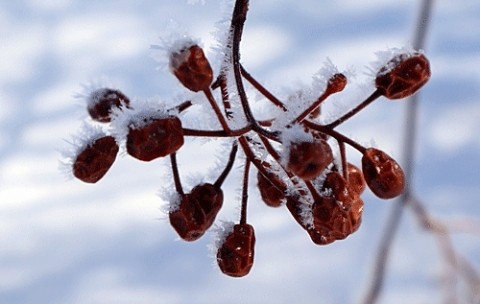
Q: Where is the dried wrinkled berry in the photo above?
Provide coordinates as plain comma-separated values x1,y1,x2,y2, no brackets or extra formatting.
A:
87,88,130,123
126,116,184,162
217,223,255,277
257,162,286,207
286,173,363,245
375,52,430,99
170,45,213,92
73,136,119,183
169,183,223,241
362,148,405,199
309,172,363,245
346,163,366,195
287,139,333,181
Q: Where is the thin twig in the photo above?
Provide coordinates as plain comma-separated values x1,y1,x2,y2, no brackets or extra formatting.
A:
361,1,434,303
240,158,251,225
170,153,183,195
214,141,239,188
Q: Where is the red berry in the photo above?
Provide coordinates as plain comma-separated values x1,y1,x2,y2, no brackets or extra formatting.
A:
87,88,130,123
126,116,184,162
170,45,213,92
72,136,119,183
346,163,366,195
287,139,333,181
217,223,255,277
309,172,363,245
362,148,405,199
190,183,223,228
169,183,223,241
375,52,430,99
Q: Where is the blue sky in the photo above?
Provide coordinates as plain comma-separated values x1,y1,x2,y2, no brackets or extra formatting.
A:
1,1,479,303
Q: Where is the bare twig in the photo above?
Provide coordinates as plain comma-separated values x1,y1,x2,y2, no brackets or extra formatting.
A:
361,1,434,303
408,196,480,303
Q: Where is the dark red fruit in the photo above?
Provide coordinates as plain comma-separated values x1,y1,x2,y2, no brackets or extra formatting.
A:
170,45,213,92
72,136,119,183
286,173,363,245
375,52,430,99
169,183,223,241
126,116,184,162
327,73,347,94
87,88,130,123
287,139,333,181
257,162,286,207
217,223,255,277
362,148,405,199
346,163,366,195
309,172,363,245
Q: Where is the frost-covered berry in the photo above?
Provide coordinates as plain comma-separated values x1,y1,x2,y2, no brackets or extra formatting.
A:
126,116,184,162
257,162,286,207
362,148,405,199
170,45,213,92
216,223,255,277
169,183,223,241
326,73,347,94
87,88,130,123
287,139,333,181
72,135,119,183
375,52,430,99
308,172,363,245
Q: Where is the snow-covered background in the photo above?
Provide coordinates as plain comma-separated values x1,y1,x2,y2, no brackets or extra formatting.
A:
1,0,479,303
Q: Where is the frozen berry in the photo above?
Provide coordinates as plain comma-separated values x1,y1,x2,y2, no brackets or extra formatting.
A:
362,148,405,199
170,45,213,92
375,52,430,99
87,88,130,123
217,223,255,277
309,172,363,245
169,183,223,241
72,136,119,183
327,73,347,94
126,116,184,162
190,183,223,228
287,139,333,181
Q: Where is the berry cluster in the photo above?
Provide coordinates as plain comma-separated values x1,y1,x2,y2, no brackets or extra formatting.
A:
66,0,430,277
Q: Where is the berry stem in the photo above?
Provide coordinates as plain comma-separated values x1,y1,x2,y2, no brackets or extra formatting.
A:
219,76,234,119
228,0,279,142
238,136,287,192
240,158,251,225
304,120,367,153
291,73,347,125
338,140,348,181
326,88,383,129
240,65,287,111
170,100,193,114
182,126,251,137
214,141,239,188
203,88,231,132
258,135,281,161
305,180,322,202
170,153,184,195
